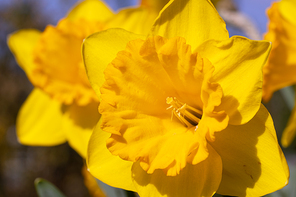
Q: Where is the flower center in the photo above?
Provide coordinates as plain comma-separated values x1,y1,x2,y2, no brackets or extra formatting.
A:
31,18,103,105
166,97,202,128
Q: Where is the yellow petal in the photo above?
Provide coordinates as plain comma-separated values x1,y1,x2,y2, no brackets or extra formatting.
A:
17,88,99,158
105,8,158,35
67,0,114,22
262,2,296,101
282,104,296,147
279,0,296,25
197,36,271,125
63,101,100,158
87,121,136,192
82,28,145,100
150,0,228,50
210,104,289,196
16,88,66,145
7,29,41,77
131,144,222,197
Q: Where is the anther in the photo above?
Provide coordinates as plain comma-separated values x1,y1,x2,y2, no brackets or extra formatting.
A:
166,97,202,128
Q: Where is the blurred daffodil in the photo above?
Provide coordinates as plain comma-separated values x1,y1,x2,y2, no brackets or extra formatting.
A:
263,0,296,147
7,0,161,157
141,0,172,11
84,0,289,196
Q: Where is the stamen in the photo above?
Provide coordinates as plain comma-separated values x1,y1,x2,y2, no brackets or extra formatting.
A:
166,97,202,128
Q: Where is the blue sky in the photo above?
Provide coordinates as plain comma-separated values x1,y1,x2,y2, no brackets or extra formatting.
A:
235,0,275,34
0,0,275,34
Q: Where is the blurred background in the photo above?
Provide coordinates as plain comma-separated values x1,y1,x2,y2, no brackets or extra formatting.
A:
0,0,293,196
0,1,138,196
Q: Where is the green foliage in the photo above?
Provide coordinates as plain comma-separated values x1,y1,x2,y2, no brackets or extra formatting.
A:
34,178,66,197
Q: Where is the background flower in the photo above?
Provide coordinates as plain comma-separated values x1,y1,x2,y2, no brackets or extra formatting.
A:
262,0,296,149
7,0,162,158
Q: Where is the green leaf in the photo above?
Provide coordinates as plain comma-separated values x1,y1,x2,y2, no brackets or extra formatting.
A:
280,86,295,111
34,178,66,197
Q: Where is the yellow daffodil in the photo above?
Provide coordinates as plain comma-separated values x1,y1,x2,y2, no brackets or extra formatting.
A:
84,0,289,196
263,0,296,147
263,0,296,102
7,0,160,157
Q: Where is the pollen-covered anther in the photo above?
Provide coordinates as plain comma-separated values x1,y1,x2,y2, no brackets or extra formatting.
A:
166,97,202,128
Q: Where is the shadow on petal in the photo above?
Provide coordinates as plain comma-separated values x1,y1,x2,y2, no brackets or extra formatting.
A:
62,101,101,129
211,104,288,196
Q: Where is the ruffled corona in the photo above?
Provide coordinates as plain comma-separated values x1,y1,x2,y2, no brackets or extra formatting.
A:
99,36,229,176
31,18,103,105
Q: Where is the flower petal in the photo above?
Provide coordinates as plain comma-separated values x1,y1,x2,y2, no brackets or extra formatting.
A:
82,28,146,100
262,2,296,101
16,88,66,146
282,104,296,147
197,36,271,125
87,122,136,191
7,29,41,77
17,88,99,158
105,8,158,35
63,101,100,158
279,0,296,25
67,0,114,22
131,143,222,197
150,0,228,49
210,104,289,196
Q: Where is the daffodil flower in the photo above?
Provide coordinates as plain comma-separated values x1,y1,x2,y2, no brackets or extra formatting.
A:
263,0,296,148
263,0,296,102
84,0,289,196
7,0,161,157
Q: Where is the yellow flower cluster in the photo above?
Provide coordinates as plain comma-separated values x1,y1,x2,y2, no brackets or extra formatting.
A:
8,0,291,196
